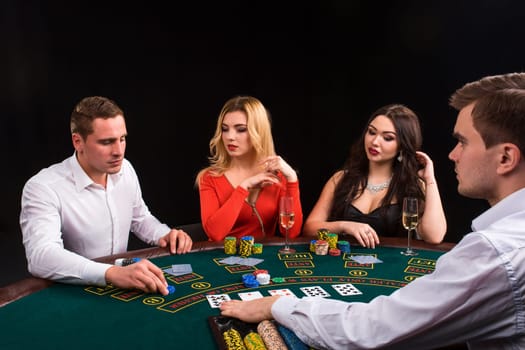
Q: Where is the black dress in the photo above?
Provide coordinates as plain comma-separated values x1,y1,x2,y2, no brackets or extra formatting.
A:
329,203,403,237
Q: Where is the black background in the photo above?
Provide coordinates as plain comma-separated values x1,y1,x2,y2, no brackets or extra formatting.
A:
1,0,524,286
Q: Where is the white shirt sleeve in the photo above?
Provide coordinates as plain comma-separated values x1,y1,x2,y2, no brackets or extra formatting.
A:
20,156,170,286
272,233,519,349
20,177,112,286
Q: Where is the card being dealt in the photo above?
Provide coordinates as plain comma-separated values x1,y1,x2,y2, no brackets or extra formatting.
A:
206,294,231,308
300,286,330,298
332,283,362,296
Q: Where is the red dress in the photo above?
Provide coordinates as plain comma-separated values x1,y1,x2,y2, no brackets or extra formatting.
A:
199,171,303,241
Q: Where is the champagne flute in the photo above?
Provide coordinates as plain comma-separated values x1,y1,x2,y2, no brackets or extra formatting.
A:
401,197,419,256
278,196,296,254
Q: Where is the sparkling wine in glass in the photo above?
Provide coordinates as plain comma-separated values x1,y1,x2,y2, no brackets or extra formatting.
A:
279,196,296,254
401,197,419,256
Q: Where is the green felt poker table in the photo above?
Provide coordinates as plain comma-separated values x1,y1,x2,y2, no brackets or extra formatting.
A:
0,236,465,349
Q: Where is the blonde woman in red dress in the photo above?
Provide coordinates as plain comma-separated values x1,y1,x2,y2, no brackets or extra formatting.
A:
195,96,303,241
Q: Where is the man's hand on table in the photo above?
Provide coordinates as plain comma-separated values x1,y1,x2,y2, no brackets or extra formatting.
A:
159,228,193,254
105,259,170,295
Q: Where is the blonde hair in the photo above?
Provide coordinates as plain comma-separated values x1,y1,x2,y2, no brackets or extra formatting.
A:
195,96,275,186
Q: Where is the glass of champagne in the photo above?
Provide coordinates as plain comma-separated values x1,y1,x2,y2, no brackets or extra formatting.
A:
401,197,419,256
278,196,296,254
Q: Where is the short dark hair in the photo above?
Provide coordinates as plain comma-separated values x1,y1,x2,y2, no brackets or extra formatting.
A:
70,96,124,139
450,73,525,154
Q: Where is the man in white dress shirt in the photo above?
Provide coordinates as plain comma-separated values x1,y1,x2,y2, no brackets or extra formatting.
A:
220,72,525,349
20,96,192,296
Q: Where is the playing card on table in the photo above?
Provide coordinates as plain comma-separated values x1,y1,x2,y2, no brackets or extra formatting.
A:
268,288,296,297
238,291,264,301
300,286,330,297
163,263,193,276
219,256,242,265
206,294,231,308
332,283,362,296
239,257,264,266
350,255,383,264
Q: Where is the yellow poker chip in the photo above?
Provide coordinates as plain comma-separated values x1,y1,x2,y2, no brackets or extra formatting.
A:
224,236,237,255
327,233,338,248
309,240,317,253
251,243,263,254
223,328,246,350
317,228,329,241
243,331,266,350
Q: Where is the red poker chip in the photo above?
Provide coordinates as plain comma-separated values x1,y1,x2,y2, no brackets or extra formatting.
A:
253,269,269,276
329,248,341,256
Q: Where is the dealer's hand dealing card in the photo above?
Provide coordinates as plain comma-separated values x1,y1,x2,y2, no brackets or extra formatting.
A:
238,291,264,301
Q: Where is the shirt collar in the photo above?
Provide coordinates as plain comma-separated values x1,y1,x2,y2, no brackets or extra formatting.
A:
471,188,525,231
68,153,123,192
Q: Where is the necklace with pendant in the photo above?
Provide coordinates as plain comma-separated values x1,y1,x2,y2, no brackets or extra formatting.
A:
366,177,392,193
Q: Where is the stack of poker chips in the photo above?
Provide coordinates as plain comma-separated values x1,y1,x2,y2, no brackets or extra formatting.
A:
251,243,263,254
327,233,338,249
337,240,351,253
328,248,341,256
257,320,287,350
253,270,270,285
276,323,310,350
243,331,267,350
315,240,329,255
309,240,317,253
242,273,260,288
114,257,141,266
317,228,329,241
239,236,255,257
224,236,237,255
222,328,245,349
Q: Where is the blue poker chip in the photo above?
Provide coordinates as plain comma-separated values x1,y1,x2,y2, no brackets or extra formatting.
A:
244,280,259,288
337,240,351,253
242,273,259,287
167,285,176,294
242,274,256,282
276,323,309,349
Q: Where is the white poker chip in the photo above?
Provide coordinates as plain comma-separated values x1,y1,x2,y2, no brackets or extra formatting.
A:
256,273,271,285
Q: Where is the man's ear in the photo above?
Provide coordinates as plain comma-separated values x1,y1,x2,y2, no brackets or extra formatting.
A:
497,143,521,175
72,133,83,152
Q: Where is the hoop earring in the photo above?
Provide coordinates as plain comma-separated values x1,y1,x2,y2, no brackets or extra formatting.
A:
397,152,403,162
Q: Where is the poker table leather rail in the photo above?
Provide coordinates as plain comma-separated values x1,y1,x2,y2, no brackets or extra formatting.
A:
0,236,453,307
